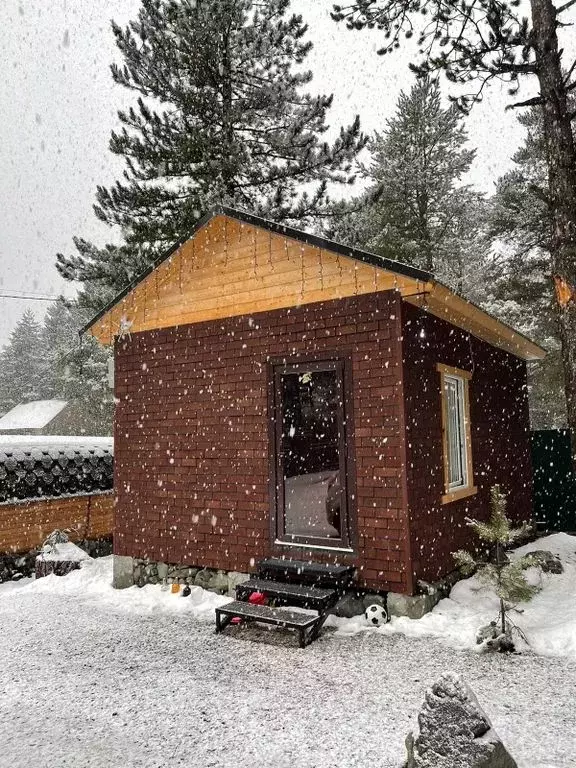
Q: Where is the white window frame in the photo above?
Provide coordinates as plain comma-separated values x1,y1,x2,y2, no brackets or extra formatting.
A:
437,363,477,504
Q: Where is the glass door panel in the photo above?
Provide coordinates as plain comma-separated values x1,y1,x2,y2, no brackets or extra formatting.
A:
273,361,349,546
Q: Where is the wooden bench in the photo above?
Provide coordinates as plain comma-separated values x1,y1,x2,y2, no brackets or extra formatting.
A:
215,600,321,648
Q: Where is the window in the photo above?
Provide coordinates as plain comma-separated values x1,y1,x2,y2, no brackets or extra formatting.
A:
437,363,477,504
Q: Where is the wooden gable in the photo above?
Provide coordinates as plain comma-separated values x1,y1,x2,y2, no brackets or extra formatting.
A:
87,213,422,345
84,208,545,360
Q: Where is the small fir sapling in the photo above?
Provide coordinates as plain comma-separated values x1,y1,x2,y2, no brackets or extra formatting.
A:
453,485,542,651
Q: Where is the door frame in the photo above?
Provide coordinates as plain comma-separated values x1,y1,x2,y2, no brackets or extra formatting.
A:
267,354,356,550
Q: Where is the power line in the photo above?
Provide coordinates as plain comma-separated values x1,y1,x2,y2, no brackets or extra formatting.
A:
0,291,61,302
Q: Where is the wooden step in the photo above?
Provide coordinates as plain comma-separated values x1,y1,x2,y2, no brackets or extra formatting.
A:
257,558,355,589
236,578,337,611
215,600,320,647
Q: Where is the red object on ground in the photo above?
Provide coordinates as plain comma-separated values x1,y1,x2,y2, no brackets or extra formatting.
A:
248,591,267,605
231,590,267,624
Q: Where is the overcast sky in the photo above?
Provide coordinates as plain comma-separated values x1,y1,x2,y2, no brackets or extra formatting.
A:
1,0,574,347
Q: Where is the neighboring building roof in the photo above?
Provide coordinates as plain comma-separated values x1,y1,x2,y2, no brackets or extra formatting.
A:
0,436,113,503
81,205,546,361
0,400,68,431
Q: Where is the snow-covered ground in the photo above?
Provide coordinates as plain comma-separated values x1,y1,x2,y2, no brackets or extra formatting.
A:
333,533,576,661
1,535,575,767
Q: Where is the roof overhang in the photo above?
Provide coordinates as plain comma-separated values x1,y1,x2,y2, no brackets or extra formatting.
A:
404,282,546,361
81,206,546,362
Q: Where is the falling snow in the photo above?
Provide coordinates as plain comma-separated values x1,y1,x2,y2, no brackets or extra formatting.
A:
2,2,576,766
0,555,575,768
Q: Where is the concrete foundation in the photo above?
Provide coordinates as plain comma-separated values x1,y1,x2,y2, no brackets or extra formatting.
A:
387,589,441,620
112,555,135,589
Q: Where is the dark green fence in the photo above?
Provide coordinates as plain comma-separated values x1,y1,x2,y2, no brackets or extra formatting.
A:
531,430,576,532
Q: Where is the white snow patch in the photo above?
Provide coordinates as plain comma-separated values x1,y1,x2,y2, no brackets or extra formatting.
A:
1,555,231,619
332,534,576,660
0,399,68,430
0,435,112,450
37,541,92,563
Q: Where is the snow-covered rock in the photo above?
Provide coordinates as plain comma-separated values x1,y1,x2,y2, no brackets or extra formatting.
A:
526,550,563,574
35,541,92,579
405,672,517,768
37,542,91,563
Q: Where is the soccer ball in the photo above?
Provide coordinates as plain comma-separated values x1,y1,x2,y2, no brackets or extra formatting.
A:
365,603,388,627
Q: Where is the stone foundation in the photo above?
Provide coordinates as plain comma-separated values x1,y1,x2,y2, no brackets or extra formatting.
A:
117,555,250,597
118,556,457,618
387,590,441,620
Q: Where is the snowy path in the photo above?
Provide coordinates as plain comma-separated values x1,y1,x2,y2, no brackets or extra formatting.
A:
1,576,575,768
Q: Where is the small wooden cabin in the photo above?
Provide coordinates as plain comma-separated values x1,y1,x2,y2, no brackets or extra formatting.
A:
83,207,545,596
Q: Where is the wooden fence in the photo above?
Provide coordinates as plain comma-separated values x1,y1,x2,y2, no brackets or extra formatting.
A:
0,492,114,554
531,429,576,532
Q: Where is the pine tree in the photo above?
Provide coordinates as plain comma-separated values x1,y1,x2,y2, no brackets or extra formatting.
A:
484,105,573,428
41,301,113,435
332,0,576,466
57,0,366,300
486,107,551,258
57,239,143,314
0,310,45,414
325,78,482,289
0,303,113,434
453,485,540,649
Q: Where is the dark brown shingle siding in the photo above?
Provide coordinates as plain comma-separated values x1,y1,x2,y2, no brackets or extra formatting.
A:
114,291,410,592
401,302,533,585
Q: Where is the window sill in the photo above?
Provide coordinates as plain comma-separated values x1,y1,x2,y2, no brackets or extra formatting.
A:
441,485,478,505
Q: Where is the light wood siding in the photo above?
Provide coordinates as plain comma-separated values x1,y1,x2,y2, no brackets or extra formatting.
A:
89,215,418,345
0,493,114,554
86,212,545,361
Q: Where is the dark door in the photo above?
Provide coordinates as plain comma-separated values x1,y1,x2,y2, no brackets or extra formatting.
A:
271,360,352,548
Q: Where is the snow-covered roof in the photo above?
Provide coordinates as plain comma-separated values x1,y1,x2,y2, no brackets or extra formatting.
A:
0,435,112,451
0,400,68,431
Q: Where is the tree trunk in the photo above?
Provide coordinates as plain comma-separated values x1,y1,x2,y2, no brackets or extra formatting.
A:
499,597,506,636
530,0,576,465
495,542,507,635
